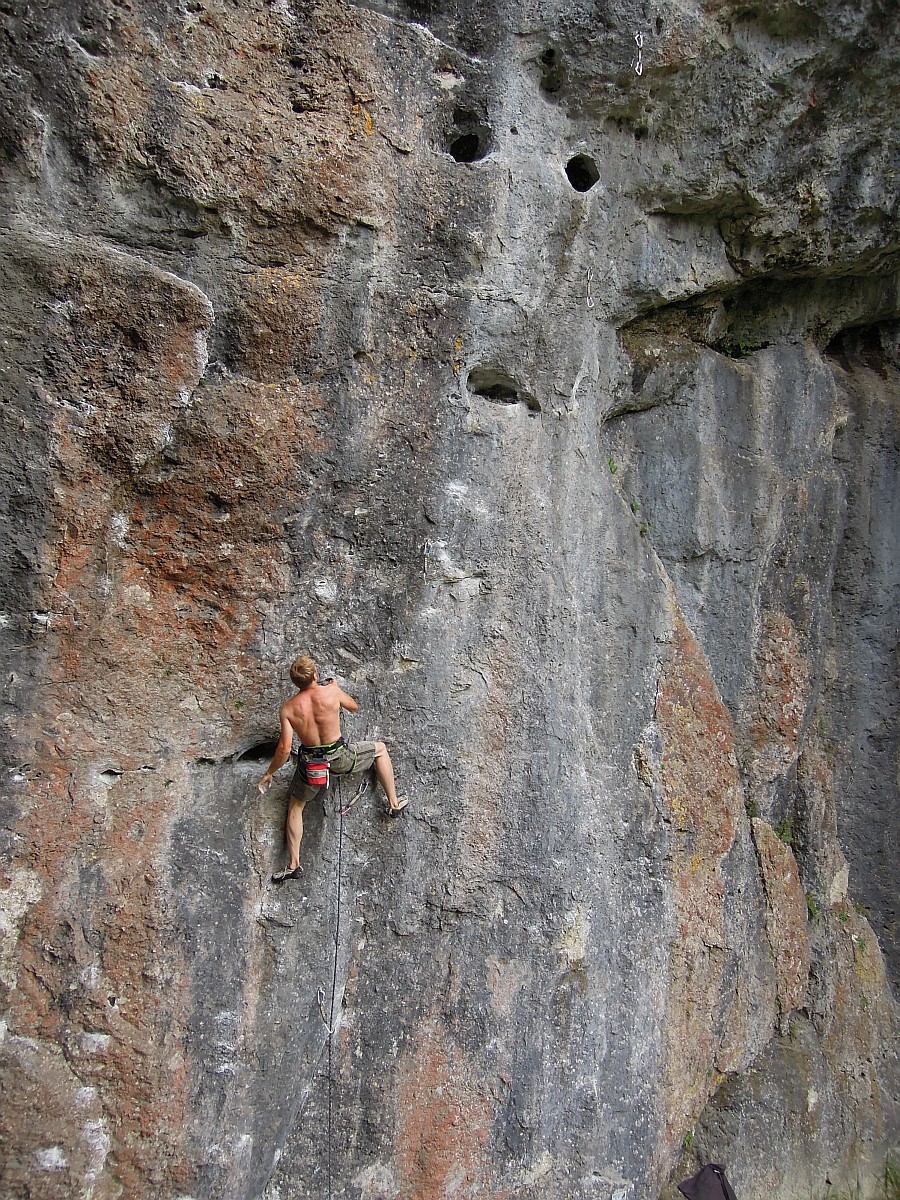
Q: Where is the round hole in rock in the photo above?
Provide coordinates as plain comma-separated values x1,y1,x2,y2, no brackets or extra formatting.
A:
565,153,600,192
450,132,483,162
448,108,491,162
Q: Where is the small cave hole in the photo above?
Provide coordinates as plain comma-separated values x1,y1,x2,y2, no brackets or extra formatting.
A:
100,768,123,781
448,108,491,163
539,45,564,94
655,16,663,34
565,154,600,192
449,133,483,162
467,366,540,413
236,741,280,764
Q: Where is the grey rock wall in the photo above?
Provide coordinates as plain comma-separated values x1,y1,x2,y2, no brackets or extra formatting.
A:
0,1,897,1198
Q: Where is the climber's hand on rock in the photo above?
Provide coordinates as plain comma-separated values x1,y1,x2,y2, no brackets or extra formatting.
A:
258,774,273,795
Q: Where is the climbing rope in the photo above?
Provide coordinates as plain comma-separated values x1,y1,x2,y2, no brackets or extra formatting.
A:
324,775,346,1200
313,733,365,1196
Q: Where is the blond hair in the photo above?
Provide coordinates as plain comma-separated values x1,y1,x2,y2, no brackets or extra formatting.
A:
289,655,317,690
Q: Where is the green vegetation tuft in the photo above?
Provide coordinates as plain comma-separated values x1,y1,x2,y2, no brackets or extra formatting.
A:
720,339,764,359
775,817,794,846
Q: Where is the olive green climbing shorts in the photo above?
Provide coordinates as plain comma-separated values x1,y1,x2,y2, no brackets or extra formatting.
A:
288,740,378,801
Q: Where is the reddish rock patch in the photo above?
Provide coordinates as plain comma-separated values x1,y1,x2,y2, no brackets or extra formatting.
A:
395,1018,505,1200
751,818,811,1017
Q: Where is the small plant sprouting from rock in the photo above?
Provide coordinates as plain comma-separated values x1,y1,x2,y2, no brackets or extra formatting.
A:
806,892,820,920
682,1130,694,1151
746,797,761,819
886,1160,900,1199
631,499,639,513
775,817,794,845
608,457,618,474
719,339,765,359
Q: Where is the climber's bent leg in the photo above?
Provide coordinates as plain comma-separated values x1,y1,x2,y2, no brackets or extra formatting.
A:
285,795,307,871
329,740,407,815
373,741,406,813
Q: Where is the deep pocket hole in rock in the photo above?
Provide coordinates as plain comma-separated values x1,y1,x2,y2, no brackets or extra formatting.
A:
565,153,600,192
539,45,564,93
467,366,540,413
236,741,281,764
448,108,492,162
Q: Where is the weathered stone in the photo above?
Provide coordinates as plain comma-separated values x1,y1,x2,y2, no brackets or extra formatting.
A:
751,817,811,1021
0,0,897,1197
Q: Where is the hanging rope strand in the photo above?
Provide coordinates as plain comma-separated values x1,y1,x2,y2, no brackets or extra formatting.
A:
326,775,345,1200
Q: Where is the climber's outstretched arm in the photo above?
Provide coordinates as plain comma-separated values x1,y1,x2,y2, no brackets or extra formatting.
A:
258,708,294,794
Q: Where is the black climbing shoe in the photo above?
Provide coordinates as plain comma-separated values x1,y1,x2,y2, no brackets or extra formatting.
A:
271,865,303,883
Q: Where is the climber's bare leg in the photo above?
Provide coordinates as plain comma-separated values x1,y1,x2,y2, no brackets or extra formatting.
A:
285,797,307,870
373,741,404,811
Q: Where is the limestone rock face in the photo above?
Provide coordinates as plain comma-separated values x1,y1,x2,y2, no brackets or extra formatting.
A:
0,1,897,1199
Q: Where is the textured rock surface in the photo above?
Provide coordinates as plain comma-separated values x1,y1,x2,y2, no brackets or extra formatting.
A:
0,1,897,1198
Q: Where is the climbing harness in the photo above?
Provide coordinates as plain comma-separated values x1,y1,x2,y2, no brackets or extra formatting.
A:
301,735,347,790
632,31,644,76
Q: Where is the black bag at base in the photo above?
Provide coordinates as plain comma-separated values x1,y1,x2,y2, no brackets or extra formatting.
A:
677,1163,738,1200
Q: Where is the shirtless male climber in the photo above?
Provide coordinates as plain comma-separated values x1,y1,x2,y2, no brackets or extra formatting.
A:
258,654,408,882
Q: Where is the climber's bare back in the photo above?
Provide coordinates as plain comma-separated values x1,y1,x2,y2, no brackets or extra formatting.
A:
279,678,358,748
